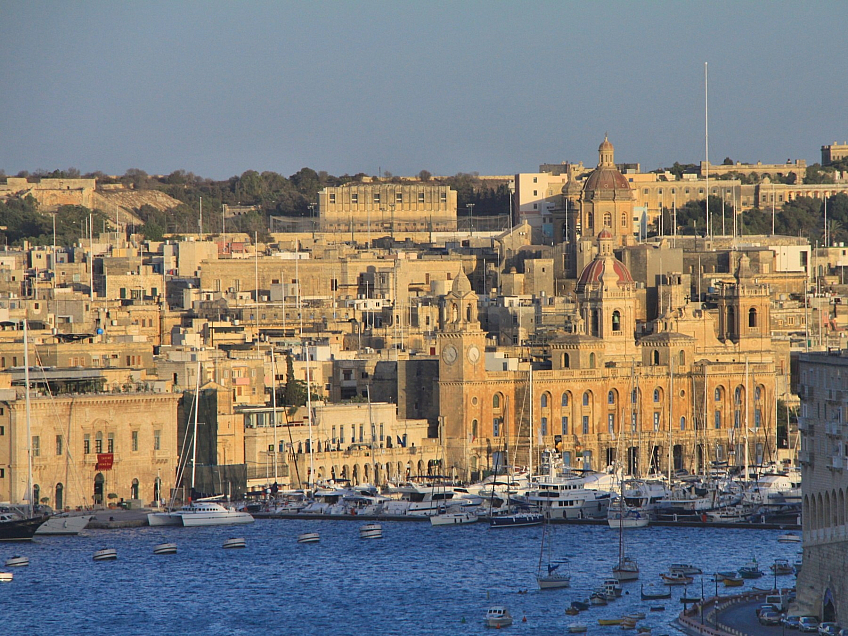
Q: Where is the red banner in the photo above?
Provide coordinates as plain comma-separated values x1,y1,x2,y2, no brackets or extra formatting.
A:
96,453,113,470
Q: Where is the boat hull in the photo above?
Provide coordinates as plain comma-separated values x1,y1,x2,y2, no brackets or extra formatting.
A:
0,515,49,541
179,511,254,527
489,513,543,528
537,574,571,589
93,549,117,561
153,543,177,555
35,514,92,535
147,512,182,527
297,533,320,544
429,512,477,526
359,524,383,539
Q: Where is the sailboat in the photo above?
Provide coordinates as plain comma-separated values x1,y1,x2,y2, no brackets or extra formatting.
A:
0,318,49,541
536,519,571,589
148,356,253,527
612,370,640,581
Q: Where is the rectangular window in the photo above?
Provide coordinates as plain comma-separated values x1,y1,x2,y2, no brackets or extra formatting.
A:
440,192,446,203
561,416,568,435
653,412,660,431
373,193,381,204
533,190,538,196
631,412,636,432
563,451,571,467
418,191,425,203
351,193,359,204
755,409,761,428
95,437,102,454
339,426,344,444
132,431,138,452
154,430,161,451
608,413,615,434
714,411,721,429
0,425,4,435
582,416,589,435
329,193,336,204
56,435,63,456
541,417,548,436
0,468,4,478
84,435,90,455
32,436,40,457
371,424,376,443
734,409,740,429
493,418,500,437
359,425,364,443
395,192,402,204
379,424,384,441
332,426,336,444
107,433,114,454
351,425,355,443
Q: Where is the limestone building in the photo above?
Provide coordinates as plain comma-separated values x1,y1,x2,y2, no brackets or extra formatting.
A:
317,183,457,234
438,242,779,482
794,351,848,623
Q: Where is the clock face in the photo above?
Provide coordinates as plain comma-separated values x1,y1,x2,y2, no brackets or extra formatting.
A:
442,344,458,365
467,345,480,364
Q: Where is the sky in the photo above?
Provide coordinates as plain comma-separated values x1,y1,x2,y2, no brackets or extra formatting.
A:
1,1,847,181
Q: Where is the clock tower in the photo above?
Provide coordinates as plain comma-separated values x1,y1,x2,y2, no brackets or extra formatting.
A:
437,269,486,477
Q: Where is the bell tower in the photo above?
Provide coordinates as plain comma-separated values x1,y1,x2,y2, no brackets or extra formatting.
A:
717,253,771,352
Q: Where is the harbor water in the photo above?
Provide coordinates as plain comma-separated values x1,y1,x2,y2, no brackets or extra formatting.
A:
1,520,799,635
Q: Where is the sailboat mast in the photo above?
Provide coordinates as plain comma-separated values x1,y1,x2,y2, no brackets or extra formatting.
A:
271,344,278,485
305,343,314,491
529,363,533,479
23,317,33,517
744,357,750,482
190,356,200,497
667,359,674,484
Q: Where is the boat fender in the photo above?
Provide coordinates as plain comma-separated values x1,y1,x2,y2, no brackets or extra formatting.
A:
522,616,527,622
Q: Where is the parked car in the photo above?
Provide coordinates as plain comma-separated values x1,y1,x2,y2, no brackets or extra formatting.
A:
799,617,820,633
757,603,781,618
760,611,783,626
819,623,840,635
783,615,801,629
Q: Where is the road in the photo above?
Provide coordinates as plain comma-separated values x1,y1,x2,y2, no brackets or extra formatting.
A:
716,599,789,636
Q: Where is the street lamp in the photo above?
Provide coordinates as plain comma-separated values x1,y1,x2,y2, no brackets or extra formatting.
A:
466,203,475,234
307,203,316,240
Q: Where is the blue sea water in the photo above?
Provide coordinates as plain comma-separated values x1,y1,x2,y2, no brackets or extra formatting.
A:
1,520,799,636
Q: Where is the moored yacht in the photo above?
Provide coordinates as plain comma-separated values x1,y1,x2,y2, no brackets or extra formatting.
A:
520,473,613,520
148,496,254,527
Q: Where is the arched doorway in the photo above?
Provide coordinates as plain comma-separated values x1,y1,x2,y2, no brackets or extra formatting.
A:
131,478,139,500
154,477,161,505
673,445,683,471
822,588,836,622
55,483,64,511
33,484,41,507
94,473,104,505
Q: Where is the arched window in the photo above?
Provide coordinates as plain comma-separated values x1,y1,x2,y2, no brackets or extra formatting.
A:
563,352,570,368
589,352,596,368
653,388,661,403
608,390,615,405
603,212,612,227
541,393,549,408
493,394,500,409
679,350,685,366
33,484,40,506
131,478,139,500
587,212,594,230
466,304,472,322
621,212,627,227
95,431,103,454
472,419,478,439
680,416,686,431
55,483,64,511
715,387,723,401
727,306,735,331
612,310,621,332
748,307,757,328
631,389,638,404
755,386,762,401
652,350,660,365
561,393,569,407
583,392,590,407
591,310,599,336
734,386,743,404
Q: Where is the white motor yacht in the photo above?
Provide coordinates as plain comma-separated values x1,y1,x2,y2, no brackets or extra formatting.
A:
149,496,254,527
520,473,613,520
35,512,93,535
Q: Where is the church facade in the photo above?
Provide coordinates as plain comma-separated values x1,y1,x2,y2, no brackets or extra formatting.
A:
438,231,779,481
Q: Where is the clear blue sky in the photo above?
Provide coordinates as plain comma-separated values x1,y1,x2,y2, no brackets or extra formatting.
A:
1,1,846,180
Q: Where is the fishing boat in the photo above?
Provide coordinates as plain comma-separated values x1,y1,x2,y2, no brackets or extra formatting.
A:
297,532,320,544
770,559,793,575
359,523,382,539
153,543,177,555
668,563,702,576
603,578,623,597
567,623,588,633
778,532,801,543
712,570,737,581
722,576,744,587
223,537,246,549
607,507,649,528
570,600,590,612
93,548,117,561
589,589,608,605
4,556,28,567
484,606,513,628
598,618,623,626
640,584,671,600
738,558,763,579
661,572,693,585
650,606,665,612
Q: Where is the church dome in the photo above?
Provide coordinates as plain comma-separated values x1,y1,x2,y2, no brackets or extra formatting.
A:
599,136,614,153
583,134,631,194
576,252,634,291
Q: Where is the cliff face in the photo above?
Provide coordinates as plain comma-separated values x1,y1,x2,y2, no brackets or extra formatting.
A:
92,189,183,225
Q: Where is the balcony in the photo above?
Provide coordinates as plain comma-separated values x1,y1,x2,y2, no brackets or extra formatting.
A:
826,422,842,437
830,456,845,470
797,417,810,433
798,450,813,465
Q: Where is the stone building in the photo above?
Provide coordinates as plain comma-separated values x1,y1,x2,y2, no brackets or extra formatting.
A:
0,381,180,509
317,183,458,234
794,350,848,623
438,240,779,482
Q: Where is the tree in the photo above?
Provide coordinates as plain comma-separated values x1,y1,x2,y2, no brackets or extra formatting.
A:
283,353,307,407
722,157,734,165
805,163,836,185
418,169,432,181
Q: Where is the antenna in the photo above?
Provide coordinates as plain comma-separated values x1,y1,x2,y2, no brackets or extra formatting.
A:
704,62,710,240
